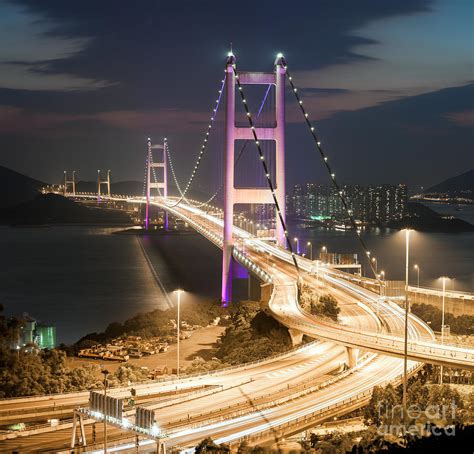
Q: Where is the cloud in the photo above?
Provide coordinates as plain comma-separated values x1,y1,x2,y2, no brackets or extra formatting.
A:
0,105,208,135
0,2,112,91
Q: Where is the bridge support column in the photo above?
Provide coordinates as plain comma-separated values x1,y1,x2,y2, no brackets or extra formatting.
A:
146,138,168,230
275,58,286,248
222,54,236,305
346,347,359,368
288,328,304,346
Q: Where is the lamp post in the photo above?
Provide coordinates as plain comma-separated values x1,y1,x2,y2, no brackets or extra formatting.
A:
321,246,327,262
440,276,448,384
176,289,183,379
372,257,378,274
414,264,420,288
101,369,109,453
402,229,411,421
380,270,385,281
307,242,313,260
294,237,300,255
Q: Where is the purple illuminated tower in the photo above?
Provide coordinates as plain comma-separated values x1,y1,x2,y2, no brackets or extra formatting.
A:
145,138,168,230
97,169,111,201
63,170,76,196
221,53,287,304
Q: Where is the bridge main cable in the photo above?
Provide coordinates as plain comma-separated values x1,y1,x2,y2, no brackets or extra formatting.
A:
165,75,226,208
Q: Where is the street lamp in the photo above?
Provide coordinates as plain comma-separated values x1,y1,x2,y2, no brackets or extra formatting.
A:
307,242,313,260
294,237,300,255
372,257,378,273
175,289,184,379
380,270,385,281
439,276,450,385
321,246,327,262
101,369,110,453
402,228,411,421
414,264,420,288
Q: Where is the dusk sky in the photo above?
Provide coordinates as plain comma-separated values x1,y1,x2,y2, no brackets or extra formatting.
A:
0,0,472,193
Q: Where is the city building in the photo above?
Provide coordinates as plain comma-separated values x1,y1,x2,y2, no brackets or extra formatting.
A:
14,315,56,350
288,183,407,225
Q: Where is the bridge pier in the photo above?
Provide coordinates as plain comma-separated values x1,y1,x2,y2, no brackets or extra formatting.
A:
288,328,304,346
346,347,359,368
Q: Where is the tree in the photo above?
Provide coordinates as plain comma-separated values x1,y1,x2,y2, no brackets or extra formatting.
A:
195,437,229,453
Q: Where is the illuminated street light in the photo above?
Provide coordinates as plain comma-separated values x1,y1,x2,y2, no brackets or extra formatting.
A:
307,241,313,260
439,276,450,384
402,228,411,421
371,257,378,273
175,289,184,379
294,237,300,254
414,264,420,288
101,369,110,453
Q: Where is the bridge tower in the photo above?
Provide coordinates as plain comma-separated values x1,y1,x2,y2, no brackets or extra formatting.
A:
63,170,76,196
97,169,111,200
222,54,287,303
145,138,168,230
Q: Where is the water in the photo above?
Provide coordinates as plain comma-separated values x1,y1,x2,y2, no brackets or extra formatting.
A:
420,201,474,225
0,226,169,344
289,222,474,292
0,217,472,344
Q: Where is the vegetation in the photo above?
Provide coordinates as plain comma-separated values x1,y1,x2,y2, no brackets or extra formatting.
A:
0,305,163,397
300,285,340,321
411,303,474,335
214,301,292,365
73,299,225,350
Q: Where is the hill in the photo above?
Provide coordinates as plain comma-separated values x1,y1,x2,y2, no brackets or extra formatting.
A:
387,202,474,232
1,193,132,225
0,166,46,208
425,169,474,197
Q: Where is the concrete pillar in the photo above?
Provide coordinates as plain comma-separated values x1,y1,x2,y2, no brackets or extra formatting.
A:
288,328,304,346
275,59,286,248
221,55,236,305
346,346,359,368
107,170,111,197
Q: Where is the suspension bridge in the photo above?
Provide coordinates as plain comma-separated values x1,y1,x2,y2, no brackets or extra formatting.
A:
5,53,473,452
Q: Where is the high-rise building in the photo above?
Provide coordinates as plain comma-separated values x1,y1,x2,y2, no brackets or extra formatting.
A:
288,183,407,225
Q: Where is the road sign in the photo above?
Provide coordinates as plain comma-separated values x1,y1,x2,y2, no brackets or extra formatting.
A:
89,391,123,420
135,406,155,430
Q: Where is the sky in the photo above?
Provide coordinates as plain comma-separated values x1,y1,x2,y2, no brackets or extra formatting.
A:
0,0,472,194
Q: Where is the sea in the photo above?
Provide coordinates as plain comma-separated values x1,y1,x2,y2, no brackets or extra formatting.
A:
0,203,472,344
